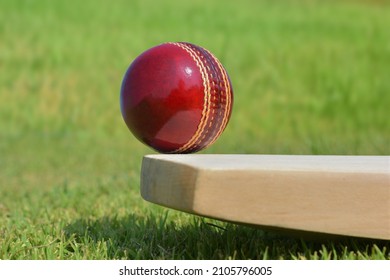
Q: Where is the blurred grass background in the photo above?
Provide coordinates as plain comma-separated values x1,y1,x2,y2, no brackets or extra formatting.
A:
0,0,389,259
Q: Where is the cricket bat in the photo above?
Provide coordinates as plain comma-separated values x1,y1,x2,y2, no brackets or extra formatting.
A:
140,155,390,240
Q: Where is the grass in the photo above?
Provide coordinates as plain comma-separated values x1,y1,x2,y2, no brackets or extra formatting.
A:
0,0,389,259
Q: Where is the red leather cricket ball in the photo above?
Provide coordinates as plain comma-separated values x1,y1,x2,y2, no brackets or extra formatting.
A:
120,42,233,153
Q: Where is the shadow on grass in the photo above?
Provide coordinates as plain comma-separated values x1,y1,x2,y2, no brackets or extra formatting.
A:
63,212,389,260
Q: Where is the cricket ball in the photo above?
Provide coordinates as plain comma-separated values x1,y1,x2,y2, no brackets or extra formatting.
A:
120,42,233,153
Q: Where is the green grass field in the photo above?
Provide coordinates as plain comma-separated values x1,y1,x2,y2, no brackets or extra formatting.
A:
1,0,389,259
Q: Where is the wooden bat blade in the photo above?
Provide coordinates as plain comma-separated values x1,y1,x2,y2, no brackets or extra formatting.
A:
141,155,390,240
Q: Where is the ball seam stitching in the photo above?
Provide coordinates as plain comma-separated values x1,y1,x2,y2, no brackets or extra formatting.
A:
168,42,211,153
